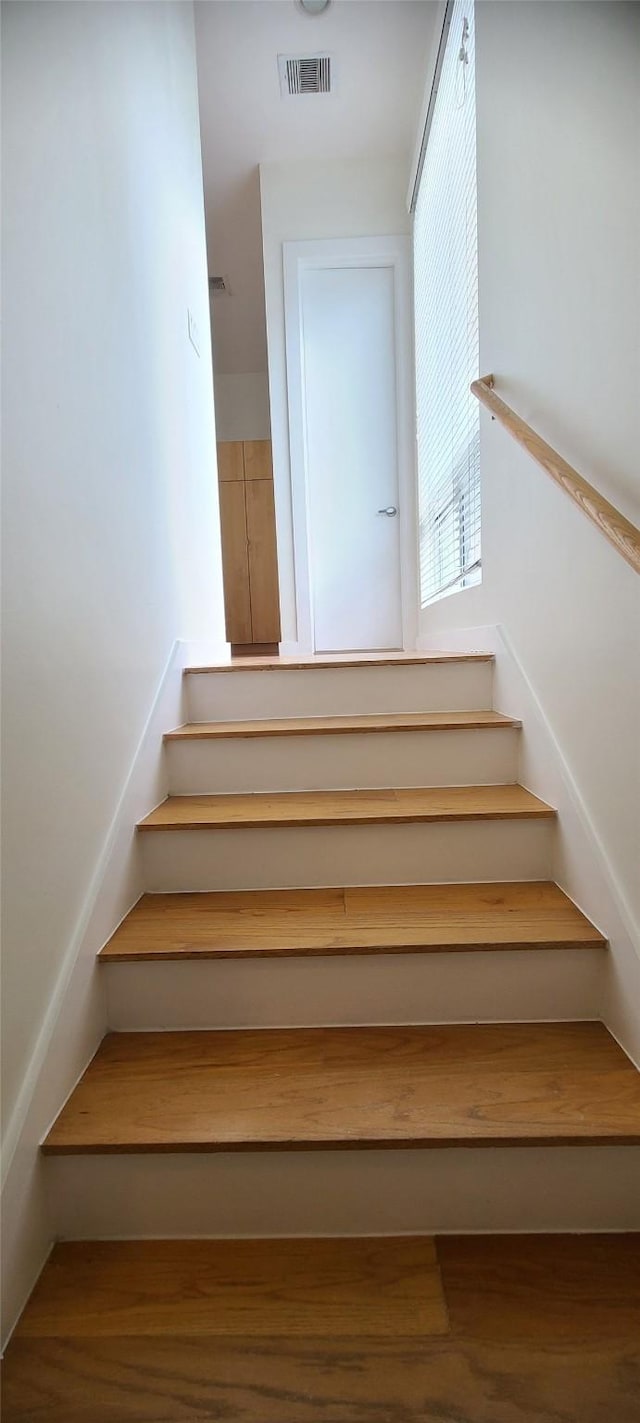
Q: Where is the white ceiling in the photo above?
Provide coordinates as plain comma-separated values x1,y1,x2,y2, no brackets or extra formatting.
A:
194,0,437,374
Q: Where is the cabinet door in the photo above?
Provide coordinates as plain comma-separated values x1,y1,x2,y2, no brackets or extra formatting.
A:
217,441,244,482
243,440,273,481
245,477,281,643
218,482,252,643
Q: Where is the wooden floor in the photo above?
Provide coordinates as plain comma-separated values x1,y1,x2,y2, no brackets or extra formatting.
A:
42,1022,640,1154
100,881,605,961
4,1234,640,1421
138,783,555,832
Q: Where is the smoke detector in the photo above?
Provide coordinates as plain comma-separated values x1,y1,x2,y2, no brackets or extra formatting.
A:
278,53,333,97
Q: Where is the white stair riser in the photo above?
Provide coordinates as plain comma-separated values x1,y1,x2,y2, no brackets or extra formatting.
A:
139,819,553,892
185,662,494,721
103,946,604,1031
46,1145,640,1238
166,727,520,795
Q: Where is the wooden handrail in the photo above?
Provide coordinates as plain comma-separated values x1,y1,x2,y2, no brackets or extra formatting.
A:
471,374,640,576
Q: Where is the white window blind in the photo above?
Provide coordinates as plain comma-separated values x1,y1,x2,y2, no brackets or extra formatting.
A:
413,0,480,607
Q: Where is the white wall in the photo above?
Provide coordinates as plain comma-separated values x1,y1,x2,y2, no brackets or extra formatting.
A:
260,157,411,651
418,3,640,1044
1,0,225,1334
213,371,271,442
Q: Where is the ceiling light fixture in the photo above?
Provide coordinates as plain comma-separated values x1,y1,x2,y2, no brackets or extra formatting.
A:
297,0,331,16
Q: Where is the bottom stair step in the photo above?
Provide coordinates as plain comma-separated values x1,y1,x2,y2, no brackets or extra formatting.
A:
14,1237,448,1338
7,1235,640,1423
43,1022,640,1154
100,882,605,960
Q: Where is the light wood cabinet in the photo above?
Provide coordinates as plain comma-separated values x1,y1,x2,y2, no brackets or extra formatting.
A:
217,439,281,648
218,482,252,642
217,442,245,484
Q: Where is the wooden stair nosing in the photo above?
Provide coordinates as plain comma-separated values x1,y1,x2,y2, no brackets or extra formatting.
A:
184,652,494,674
99,882,605,962
164,710,521,742
42,1022,640,1156
137,784,555,833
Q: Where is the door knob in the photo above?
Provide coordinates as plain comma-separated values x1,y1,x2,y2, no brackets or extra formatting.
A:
377,506,398,516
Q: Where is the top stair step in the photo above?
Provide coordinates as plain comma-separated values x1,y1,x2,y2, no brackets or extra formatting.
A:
100,881,604,962
185,652,495,720
186,652,494,673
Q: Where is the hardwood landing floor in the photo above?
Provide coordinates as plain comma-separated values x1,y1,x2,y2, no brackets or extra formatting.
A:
3,1235,640,1422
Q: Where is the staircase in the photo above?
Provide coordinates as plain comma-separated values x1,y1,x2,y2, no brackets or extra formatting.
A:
43,652,640,1238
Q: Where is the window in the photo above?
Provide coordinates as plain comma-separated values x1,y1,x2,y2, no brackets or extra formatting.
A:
413,0,480,606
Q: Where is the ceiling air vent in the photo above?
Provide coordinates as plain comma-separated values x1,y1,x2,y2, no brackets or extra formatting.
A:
209,276,230,296
278,53,332,97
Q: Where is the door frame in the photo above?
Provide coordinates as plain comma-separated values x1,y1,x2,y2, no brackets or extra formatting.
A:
283,235,417,654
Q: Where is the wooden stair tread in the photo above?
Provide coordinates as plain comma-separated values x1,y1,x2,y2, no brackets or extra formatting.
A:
100,882,605,961
138,784,555,832
42,1023,640,1154
165,710,520,741
185,652,494,673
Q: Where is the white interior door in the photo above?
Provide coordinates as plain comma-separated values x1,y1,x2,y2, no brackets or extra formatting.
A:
299,263,404,652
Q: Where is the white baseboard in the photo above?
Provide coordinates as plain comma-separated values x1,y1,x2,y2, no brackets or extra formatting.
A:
419,621,640,1068
0,638,190,1349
